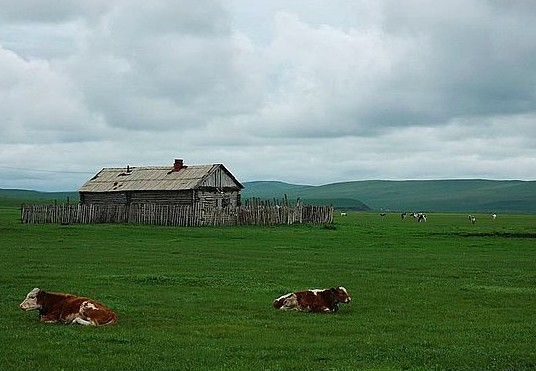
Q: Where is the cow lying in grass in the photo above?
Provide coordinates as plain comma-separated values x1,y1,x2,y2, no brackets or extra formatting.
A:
273,286,351,313
20,288,117,326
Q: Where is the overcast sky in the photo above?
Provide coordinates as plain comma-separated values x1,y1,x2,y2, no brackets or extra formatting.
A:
1,0,535,191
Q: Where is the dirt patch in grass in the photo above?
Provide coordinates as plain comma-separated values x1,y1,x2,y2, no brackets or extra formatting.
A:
460,232,536,239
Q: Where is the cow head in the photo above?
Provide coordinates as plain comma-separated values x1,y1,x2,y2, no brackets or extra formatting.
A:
332,286,351,303
20,288,42,311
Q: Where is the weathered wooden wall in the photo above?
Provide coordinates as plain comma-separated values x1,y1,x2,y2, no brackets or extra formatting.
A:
198,167,239,188
80,190,240,209
128,190,194,205
20,200,333,227
81,190,195,205
80,192,128,204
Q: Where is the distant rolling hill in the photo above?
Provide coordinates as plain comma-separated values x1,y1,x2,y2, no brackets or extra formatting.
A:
1,179,535,212
241,181,371,211
242,180,536,213
0,189,78,207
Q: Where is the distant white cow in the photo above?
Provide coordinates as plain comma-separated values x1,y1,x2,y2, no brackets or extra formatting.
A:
340,212,347,216
412,212,427,222
491,213,497,221
468,215,476,225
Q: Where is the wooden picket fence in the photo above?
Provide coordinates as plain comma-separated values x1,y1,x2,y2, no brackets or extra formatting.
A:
20,199,333,227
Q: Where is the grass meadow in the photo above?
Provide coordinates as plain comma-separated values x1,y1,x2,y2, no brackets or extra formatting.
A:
0,207,535,370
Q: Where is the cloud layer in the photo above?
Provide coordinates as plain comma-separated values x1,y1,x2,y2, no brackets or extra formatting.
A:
1,0,535,190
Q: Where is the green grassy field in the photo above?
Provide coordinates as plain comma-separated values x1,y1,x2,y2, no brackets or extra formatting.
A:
0,207,535,370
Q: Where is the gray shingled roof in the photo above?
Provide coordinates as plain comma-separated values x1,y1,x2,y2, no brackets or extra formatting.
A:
79,164,242,193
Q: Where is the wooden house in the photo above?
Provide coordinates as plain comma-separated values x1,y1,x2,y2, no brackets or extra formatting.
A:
79,159,243,209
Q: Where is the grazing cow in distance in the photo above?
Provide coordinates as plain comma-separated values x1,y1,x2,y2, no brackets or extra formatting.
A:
412,212,427,222
491,213,497,221
468,215,476,225
379,213,387,217
340,212,347,216
401,212,407,220
20,288,117,326
273,286,351,313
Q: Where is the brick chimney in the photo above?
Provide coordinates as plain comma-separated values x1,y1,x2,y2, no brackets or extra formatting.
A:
173,159,184,171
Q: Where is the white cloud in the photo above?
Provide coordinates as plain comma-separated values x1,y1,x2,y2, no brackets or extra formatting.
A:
0,45,107,145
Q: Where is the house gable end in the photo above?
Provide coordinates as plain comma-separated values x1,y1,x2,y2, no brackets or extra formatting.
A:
197,164,244,190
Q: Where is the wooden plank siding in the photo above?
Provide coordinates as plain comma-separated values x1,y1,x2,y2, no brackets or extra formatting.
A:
80,192,129,205
198,167,240,189
128,190,194,205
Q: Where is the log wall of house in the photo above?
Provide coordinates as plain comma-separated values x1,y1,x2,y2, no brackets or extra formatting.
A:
80,192,128,204
195,190,240,209
80,190,195,205
80,189,240,208
129,190,194,205
195,189,241,225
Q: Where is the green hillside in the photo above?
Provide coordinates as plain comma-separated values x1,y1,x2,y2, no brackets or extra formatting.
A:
242,180,536,213
2,179,535,212
241,181,371,211
0,189,78,207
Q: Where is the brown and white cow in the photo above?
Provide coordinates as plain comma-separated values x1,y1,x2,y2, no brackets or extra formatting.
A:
273,286,351,313
20,288,117,326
